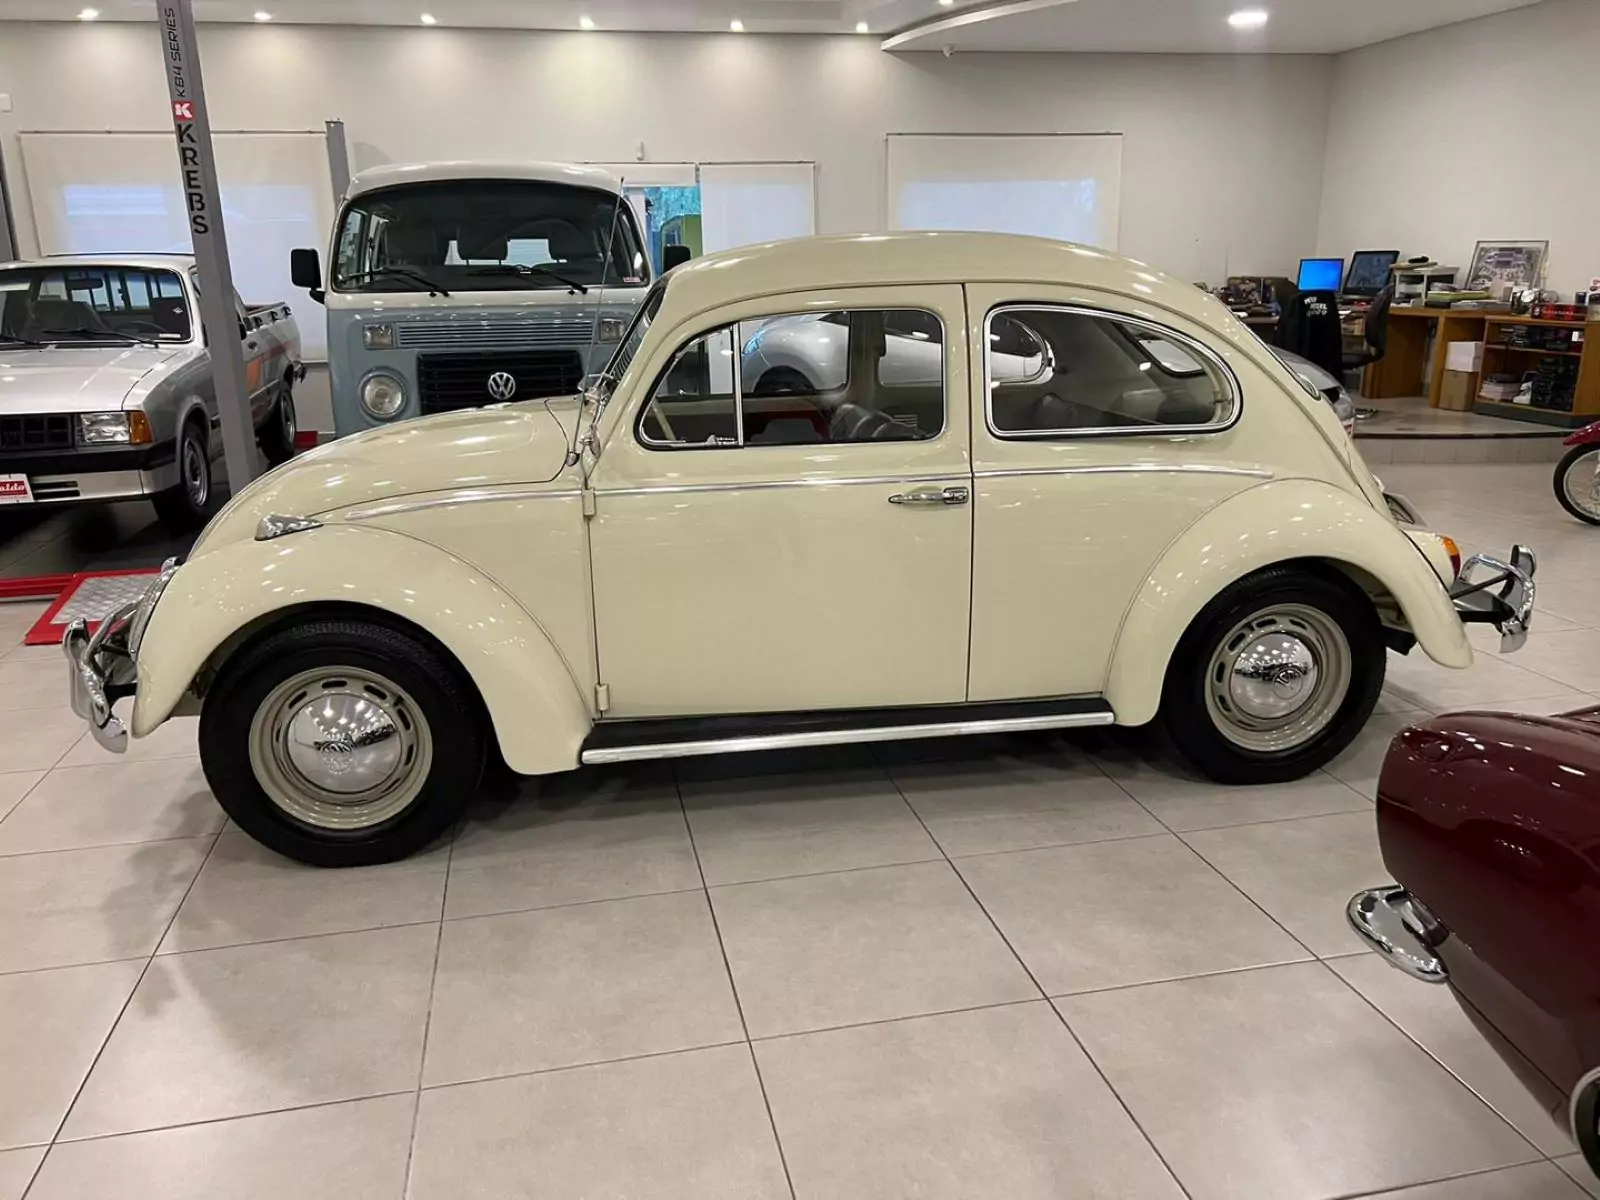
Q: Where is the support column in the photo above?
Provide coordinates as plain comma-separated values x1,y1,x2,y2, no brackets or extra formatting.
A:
158,0,257,495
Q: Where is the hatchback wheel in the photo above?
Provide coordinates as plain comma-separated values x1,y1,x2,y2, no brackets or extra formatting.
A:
152,418,213,529
200,618,486,866
1161,567,1385,784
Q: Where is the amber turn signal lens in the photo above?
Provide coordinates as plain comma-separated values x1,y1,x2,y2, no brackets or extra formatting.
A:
128,411,153,445
1439,534,1461,580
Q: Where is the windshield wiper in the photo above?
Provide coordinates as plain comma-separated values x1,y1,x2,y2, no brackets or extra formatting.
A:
465,264,589,294
37,327,153,346
339,267,451,297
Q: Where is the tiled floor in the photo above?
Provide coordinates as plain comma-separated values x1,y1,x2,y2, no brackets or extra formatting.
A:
2,461,1599,1199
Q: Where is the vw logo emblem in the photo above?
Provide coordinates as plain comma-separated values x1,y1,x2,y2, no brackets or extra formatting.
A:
486,371,518,401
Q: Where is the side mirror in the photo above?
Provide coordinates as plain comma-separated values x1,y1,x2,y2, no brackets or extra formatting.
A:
290,247,325,304
662,244,692,272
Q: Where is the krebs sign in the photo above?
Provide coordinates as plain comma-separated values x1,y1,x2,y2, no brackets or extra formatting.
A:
164,7,210,236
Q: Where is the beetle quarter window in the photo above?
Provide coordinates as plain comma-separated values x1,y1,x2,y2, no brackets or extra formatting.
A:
986,307,1235,436
638,308,945,449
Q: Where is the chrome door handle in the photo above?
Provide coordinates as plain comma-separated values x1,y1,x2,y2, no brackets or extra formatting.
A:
889,486,969,507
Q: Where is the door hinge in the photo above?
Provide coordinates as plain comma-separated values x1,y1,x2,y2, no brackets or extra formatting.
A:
594,681,611,713
582,489,597,518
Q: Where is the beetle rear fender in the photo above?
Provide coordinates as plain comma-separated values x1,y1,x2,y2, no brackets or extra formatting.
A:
131,524,592,776
1103,478,1471,726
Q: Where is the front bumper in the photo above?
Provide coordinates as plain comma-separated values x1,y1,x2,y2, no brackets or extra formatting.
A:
1450,545,1537,653
1347,886,1449,982
2,441,179,505
63,558,178,753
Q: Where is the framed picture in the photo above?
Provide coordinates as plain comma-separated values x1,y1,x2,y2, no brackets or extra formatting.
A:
1466,240,1549,291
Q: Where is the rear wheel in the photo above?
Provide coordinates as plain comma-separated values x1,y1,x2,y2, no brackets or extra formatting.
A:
151,417,213,529
200,619,486,866
259,384,298,467
1555,445,1600,526
1161,567,1385,784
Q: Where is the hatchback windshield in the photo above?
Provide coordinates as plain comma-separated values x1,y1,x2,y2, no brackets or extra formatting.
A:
0,264,191,345
332,180,650,294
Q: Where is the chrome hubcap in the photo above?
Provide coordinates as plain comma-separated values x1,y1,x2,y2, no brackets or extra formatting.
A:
1563,450,1600,520
182,435,208,507
1205,604,1351,753
281,394,296,442
249,668,432,830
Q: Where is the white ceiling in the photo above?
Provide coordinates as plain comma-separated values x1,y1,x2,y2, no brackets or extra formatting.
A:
0,0,1548,52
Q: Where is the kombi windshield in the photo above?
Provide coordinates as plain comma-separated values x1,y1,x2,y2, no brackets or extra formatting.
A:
331,179,649,294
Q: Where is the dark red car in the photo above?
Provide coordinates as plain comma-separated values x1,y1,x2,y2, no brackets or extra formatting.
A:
1351,706,1600,1177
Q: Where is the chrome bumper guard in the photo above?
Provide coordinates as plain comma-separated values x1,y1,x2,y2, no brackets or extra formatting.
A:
1450,544,1536,653
1347,886,1449,983
62,558,177,754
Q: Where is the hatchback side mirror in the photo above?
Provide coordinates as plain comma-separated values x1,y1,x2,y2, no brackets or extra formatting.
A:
662,244,692,272
290,247,325,303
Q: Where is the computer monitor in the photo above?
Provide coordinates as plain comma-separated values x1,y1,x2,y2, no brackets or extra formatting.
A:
1296,257,1344,292
1343,250,1400,297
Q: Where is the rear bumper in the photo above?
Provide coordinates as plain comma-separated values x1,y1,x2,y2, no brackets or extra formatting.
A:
1346,886,1449,982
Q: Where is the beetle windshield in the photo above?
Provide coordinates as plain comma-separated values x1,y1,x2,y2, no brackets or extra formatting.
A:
331,180,649,294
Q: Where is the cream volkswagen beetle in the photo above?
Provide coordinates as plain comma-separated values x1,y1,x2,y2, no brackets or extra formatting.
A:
65,233,1536,866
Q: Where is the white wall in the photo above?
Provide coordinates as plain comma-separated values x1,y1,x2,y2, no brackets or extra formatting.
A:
1317,0,1599,296
0,22,1334,288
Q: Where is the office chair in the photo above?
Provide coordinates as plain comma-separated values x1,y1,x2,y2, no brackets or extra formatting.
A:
1277,290,1343,379
1343,284,1394,372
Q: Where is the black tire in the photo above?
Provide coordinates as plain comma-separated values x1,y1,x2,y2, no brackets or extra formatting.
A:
1161,566,1385,784
1554,445,1600,526
151,417,213,529
200,618,486,867
259,384,298,467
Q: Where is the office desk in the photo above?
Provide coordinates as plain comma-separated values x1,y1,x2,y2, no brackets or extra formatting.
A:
1363,307,1487,407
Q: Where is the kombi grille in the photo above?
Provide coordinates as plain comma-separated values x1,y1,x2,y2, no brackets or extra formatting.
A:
416,351,585,414
397,315,598,351
0,414,73,451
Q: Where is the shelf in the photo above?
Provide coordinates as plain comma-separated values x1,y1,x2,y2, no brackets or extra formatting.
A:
1484,344,1584,357
1484,315,1590,328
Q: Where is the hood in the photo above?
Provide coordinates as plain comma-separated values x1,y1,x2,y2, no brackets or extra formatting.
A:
0,345,182,412
191,399,581,556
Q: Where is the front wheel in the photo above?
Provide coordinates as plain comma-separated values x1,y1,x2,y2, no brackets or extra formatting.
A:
151,419,213,529
259,385,299,467
200,619,487,866
1555,445,1600,526
1161,567,1385,784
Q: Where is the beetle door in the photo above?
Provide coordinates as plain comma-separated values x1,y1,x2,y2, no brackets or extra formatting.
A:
587,285,973,719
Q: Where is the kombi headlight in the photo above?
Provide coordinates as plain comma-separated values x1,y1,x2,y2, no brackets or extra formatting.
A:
362,323,396,350
597,316,628,344
360,371,407,420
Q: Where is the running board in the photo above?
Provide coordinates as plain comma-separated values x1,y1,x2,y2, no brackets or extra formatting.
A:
579,697,1116,765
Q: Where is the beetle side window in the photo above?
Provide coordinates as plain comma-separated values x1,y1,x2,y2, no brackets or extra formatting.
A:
987,307,1235,436
639,308,944,449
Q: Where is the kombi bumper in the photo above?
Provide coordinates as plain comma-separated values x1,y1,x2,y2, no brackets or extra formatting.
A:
62,558,179,753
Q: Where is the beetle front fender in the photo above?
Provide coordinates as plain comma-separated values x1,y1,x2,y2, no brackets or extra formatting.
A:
1104,479,1472,726
131,524,592,776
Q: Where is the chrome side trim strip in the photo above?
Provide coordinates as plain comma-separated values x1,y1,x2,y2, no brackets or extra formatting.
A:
580,708,1115,765
344,488,583,520
600,474,967,499
974,464,1273,481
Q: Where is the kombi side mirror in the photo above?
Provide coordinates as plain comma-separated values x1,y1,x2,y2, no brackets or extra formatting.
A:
662,244,692,272
290,248,325,303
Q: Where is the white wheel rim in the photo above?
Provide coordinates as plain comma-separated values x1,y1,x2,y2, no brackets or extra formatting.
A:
1562,450,1600,521
182,433,209,507
248,667,433,830
1203,604,1352,754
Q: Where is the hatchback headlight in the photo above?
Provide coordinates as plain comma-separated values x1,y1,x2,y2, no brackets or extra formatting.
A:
360,371,407,420
79,412,152,445
362,323,396,350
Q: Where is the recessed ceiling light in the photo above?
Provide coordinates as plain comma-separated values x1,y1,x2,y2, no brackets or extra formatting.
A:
855,20,870,32
77,6,99,19
419,12,437,25
1228,8,1269,28
730,18,745,31
579,14,595,29
253,10,273,21
939,0,955,7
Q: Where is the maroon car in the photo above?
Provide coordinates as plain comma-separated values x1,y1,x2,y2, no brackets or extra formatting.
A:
1351,705,1600,1177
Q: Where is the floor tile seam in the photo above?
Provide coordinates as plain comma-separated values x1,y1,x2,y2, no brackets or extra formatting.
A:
0,955,153,980
441,883,706,925
43,1088,419,1148
37,826,225,1174
1168,829,1325,961
670,762,798,1200
1043,953,1321,1001
401,829,452,1200
0,831,220,860
34,749,202,776
1319,959,1551,1158
1331,1155,1564,1200
153,916,445,959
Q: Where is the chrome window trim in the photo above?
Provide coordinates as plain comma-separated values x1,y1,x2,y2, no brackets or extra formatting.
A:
973,464,1272,481
343,488,583,520
635,307,949,453
983,302,1242,442
600,474,967,499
